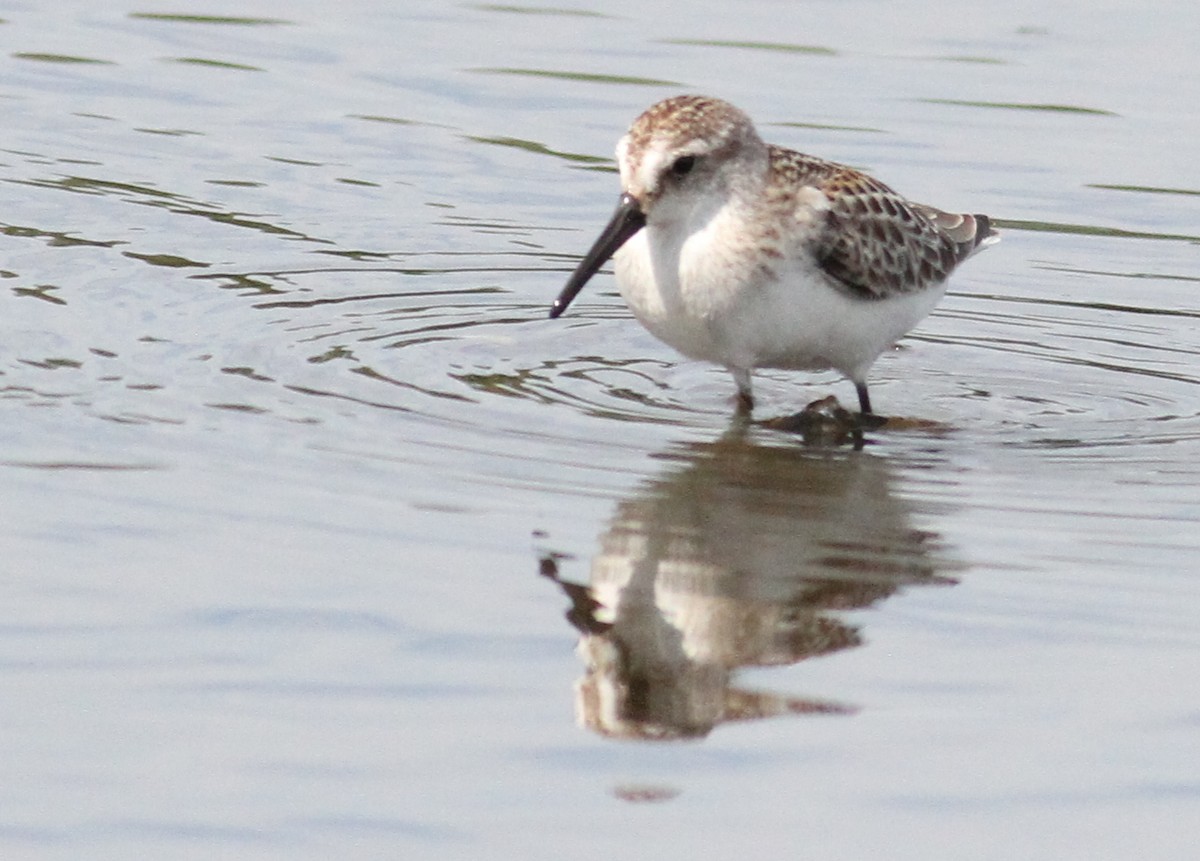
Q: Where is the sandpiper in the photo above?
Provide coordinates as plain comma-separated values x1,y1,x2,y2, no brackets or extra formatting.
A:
550,95,998,416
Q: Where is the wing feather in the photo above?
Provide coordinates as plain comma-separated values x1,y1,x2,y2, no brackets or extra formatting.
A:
766,146,997,300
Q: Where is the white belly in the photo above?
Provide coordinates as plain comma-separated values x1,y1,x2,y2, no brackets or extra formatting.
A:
613,226,946,383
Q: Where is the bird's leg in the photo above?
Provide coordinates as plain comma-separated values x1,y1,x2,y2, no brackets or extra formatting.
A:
855,381,872,416
854,381,887,430
731,368,754,415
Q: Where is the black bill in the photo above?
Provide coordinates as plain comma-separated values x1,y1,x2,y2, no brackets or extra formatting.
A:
549,192,646,319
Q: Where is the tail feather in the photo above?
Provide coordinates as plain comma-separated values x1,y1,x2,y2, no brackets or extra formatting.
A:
970,213,1000,253
913,204,999,260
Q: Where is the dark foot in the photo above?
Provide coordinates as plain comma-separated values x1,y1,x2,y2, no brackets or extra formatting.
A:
734,389,755,415
857,411,887,430
761,395,885,447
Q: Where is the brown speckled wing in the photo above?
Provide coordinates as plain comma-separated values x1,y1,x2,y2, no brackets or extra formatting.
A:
768,147,995,300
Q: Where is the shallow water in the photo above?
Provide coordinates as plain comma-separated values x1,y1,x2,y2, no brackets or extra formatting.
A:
3,1,1199,858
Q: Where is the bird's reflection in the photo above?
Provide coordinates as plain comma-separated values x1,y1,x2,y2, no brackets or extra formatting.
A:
541,431,957,740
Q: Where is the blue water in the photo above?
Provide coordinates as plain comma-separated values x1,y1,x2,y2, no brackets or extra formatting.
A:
3,1,1199,858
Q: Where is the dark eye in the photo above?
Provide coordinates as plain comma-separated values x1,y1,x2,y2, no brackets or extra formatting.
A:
670,155,697,178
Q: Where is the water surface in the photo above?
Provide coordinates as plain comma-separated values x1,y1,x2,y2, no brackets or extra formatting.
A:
3,1,1199,858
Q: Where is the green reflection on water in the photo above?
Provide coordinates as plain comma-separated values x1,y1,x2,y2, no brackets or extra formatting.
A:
771,121,886,134
932,55,1008,65
471,67,682,87
467,136,609,165
123,252,209,269
171,57,265,72
923,98,1116,116
129,13,290,26
1089,184,1200,197
661,38,835,56
134,128,203,137
1,222,121,249
9,175,324,245
472,3,611,15
995,218,1198,243
13,285,67,306
351,115,419,126
13,53,114,65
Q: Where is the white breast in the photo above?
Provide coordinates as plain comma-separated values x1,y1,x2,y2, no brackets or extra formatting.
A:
613,215,947,382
